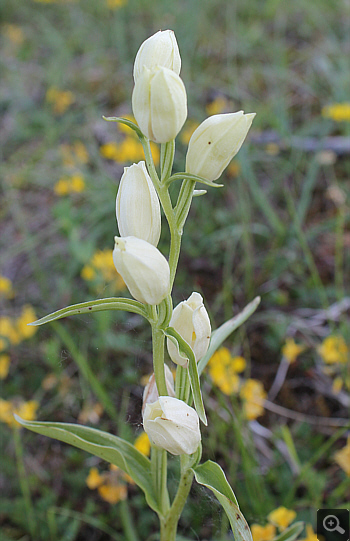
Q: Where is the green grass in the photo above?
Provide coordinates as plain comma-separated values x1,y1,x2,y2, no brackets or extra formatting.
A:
1,0,349,539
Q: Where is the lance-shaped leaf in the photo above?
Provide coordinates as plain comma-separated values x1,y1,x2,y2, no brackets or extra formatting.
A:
193,460,252,541
29,297,149,327
272,522,304,541
165,172,223,189
198,296,261,376
164,327,207,426
15,417,160,514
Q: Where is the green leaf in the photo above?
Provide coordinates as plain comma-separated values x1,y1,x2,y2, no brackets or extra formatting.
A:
193,460,252,541
29,297,148,326
15,417,160,514
102,116,144,138
197,296,261,376
272,522,304,541
164,327,207,426
166,172,223,188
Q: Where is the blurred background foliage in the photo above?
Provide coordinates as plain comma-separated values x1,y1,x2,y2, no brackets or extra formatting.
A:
0,0,349,539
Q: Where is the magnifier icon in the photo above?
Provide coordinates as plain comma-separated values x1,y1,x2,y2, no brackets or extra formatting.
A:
323,515,346,534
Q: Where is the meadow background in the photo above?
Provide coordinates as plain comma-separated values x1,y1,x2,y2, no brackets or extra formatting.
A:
1,0,349,539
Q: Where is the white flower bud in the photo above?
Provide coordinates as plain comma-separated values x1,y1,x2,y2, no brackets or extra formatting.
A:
133,30,181,82
112,236,170,305
132,66,187,144
143,396,201,455
167,292,211,367
186,111,255,181
142,365,175,414
116,161,161,246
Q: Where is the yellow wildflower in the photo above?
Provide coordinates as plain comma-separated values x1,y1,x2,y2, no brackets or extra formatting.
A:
251,524,276,541
334,437,350,476
86,465,128,504
0,316,20,345
73,142,89,164
208,347,246,395
322,103,350,122
100,142,120,160
282,338,305,364
134,432,151,456
0,399,39,429
81,265,96,281
318,335,348,364
240,379,266,420
16,305,37,340
0,354,10,379
180,120,200,145
70,174,85,192
60,142,89,167
227,160,241,178
0,276,14,299
267,507,296,531
54,178,70,196
3,24,24,46
106,0,127,8
332,377,343,394
265,143,280,156
46,86,75,115
300,524,318,541
206,96,231,116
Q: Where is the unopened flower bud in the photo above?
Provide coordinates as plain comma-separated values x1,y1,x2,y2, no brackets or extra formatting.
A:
167,292,211,367
186,111,255,181
113,236,170,305
143,396,201,455
132,66,187,143
142,365,175,414
116,161,161,246
133,30,181,82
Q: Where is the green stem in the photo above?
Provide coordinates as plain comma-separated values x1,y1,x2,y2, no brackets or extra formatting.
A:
152,326,167,396
13,428,38,540
151,446,170,516
119,499,140,541
160,456,194,541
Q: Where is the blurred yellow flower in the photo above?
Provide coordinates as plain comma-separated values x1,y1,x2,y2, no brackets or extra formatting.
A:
3,24,24,45
334,437,350,476
61,142,89,167
16,305,37,340
318,335,348,364
54,175,86,195
180,120,200,145
46,86,75,115
0,354,11,379
134,432,151,456
86,465,128,504
267,507,296,531
227,160,241,178
300,524,318,541
332,376,343,394
282,338,305,364
208,347,246,395
106,0,127,8
322,103,350,122
251,524,276,541
206,96,231,116
0,399,39,429
0,276,14,299
240,379,266,420
0,316,20,346
100,138,159,165
81,249,126,293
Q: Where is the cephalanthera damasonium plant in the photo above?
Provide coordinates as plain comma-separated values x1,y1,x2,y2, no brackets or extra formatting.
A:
17,30,264,541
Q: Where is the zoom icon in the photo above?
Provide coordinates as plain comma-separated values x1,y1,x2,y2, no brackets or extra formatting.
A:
317,509,349,541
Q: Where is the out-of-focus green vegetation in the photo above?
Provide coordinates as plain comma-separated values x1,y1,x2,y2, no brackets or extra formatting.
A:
1,0,349,539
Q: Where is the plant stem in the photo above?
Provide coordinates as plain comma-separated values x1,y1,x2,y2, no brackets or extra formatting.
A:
151,446,170,515
119,499,140,541
152,326,167,396
160,456,194,541
13,428,38,540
